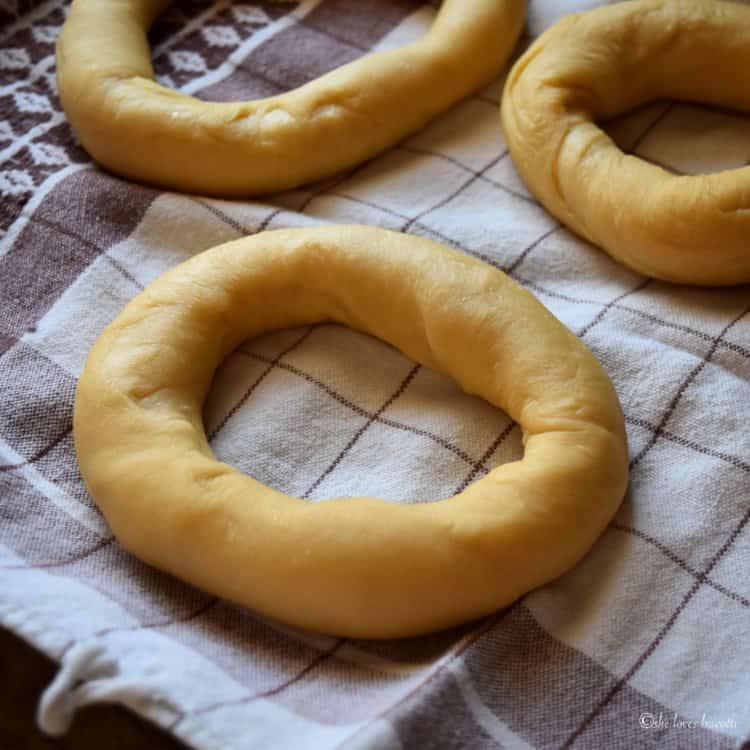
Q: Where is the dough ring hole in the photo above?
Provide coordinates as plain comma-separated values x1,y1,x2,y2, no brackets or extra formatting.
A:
149,1,430,103
203,323,523,503
605,101,750,177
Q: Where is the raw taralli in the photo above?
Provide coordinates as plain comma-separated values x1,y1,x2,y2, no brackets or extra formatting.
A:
501,0,750,286
56,0,526,197
74,225,629,639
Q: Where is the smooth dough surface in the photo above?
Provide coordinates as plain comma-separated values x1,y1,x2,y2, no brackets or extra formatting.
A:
502,0,750,286
56,0,525,197
74,226,628,639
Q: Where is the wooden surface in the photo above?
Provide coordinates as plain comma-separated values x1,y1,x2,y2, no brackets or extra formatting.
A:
0,626,188,750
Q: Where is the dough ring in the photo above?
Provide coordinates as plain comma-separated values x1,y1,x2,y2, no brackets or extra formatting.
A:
56,0,526,197
501,0,750,286
74,225,628,638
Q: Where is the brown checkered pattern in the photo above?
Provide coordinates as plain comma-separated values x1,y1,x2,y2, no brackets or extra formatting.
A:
1,2,749,749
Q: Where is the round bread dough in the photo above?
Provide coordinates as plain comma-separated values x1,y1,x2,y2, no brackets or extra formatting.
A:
74,225,629,638
56,0,526,197
501,0,750,286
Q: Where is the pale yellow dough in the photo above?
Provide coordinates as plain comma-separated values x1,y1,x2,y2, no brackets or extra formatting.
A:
56,0,525,196
74,226,628,638
501,0,750,286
